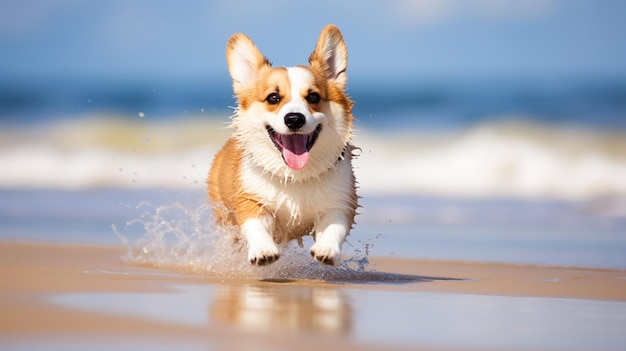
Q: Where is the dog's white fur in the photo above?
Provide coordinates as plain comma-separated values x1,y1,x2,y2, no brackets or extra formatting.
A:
208,25,358,266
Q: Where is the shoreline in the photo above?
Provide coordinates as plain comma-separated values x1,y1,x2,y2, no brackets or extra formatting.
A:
2,240,625,299
2,240,626,350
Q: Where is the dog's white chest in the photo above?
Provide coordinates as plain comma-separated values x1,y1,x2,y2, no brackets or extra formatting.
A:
240,156,353,226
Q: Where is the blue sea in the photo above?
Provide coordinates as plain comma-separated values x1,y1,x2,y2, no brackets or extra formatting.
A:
2,75,626,130
1,75,625,269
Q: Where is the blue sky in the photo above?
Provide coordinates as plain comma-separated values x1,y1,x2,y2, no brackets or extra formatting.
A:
1,0,625,81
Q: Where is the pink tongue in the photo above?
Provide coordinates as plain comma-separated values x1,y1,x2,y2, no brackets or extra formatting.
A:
281,134,309,170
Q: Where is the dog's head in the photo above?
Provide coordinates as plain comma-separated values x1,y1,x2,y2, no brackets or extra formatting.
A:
226,25,354,181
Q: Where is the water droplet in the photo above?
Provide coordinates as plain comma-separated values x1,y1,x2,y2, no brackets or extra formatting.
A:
138,112,144,118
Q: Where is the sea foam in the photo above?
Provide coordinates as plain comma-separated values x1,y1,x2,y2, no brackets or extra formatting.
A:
1,117,625,201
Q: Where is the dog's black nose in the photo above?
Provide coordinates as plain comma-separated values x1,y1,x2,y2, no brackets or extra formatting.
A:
284,113,306,130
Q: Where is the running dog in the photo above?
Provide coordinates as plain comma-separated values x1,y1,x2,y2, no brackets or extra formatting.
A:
208,25,358,266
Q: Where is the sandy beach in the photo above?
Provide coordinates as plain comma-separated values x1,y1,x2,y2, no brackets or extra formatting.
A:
2,240,625,351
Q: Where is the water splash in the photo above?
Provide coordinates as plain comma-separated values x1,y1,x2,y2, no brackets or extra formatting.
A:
113,200,378,281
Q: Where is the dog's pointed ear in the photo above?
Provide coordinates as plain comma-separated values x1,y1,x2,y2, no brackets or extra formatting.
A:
226,33,271,94
309,25,348,89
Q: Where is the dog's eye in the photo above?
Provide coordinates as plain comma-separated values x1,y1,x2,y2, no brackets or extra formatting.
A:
306,92,321,104
266,93,281,105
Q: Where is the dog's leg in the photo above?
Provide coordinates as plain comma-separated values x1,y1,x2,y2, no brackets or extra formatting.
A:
241,217,280,265
310,210,350,266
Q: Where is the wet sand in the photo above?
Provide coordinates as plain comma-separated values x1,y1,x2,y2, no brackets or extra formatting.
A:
2,241,626,351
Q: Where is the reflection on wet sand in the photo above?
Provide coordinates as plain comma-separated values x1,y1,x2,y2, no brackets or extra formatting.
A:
210,283,352,336
208,270,460,338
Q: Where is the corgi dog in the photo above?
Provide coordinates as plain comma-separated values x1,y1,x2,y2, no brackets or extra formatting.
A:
208,25,358,266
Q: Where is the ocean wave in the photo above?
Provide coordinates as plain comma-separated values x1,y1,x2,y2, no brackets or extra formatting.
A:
1,118,625,201
354,122,626,200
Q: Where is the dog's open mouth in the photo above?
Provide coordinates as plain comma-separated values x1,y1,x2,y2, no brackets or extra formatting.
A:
266,124,322,170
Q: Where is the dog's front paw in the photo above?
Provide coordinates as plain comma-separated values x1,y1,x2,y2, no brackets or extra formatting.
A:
310,244,341,266
248,245,280,266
